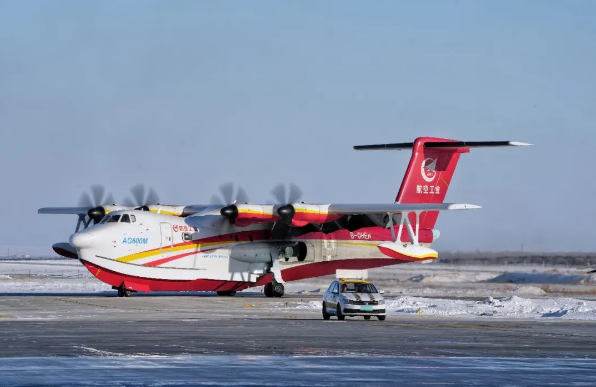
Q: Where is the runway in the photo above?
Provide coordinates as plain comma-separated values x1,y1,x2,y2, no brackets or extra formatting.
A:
1,294,595,358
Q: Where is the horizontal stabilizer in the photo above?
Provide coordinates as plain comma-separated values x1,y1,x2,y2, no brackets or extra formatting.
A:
38,207,90,215
354,141,532,151
328,203,480,214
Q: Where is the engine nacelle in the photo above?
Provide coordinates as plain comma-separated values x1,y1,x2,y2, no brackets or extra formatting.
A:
286,204,342,227
221,204,280,226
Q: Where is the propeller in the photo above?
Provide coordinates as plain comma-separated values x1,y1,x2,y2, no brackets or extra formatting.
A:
77,184,116,224
210,183,249,206
122,184,161,208
210,183,249,224
271,183,303,205
271,183,303,224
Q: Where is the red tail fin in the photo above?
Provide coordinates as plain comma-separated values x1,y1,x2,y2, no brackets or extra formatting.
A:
395,137,468,229
354,138,531,229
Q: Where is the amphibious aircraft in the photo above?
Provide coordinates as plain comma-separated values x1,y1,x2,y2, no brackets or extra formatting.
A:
39,137,530,297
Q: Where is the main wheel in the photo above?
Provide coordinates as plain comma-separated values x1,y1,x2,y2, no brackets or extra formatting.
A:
217,291,237,296
272,282,284,298
377,315,386,321
364,316,371,320
123,289,131,297
264,283,273,297
336,305,345,321
322,304,330,320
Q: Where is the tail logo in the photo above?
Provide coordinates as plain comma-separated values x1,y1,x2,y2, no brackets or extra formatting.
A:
421,158,437,182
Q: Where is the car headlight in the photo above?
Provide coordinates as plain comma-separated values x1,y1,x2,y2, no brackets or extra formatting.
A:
378,299,385,305
344,299,355,304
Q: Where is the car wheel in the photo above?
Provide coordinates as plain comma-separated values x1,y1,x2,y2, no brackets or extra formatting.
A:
336,305,345,321
364,316,371,320
377,315,386,321
322,304,330,320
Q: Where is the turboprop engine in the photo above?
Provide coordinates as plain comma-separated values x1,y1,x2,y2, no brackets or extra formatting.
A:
220,204,280,226
277,203,342,227
220,203,343,228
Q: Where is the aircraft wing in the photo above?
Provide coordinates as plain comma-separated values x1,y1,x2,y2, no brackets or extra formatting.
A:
326,203,480,214
38,207,90,215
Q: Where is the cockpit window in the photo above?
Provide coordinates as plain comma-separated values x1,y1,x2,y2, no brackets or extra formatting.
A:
121,214,130,223
107,214,121,223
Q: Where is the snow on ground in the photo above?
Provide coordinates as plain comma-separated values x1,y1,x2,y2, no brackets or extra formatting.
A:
290,295,596,320
387,295,596,320
0,260,112,293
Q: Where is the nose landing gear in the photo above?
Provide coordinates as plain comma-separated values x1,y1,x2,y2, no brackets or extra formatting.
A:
114,283,131,297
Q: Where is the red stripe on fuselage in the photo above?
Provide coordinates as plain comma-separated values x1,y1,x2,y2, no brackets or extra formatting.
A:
82,260,253,292
144,247,218,267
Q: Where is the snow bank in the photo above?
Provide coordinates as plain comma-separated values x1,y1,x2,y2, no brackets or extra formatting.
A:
387,295,596,320
409,272,496,283
489,272,585,285
288,296,596,320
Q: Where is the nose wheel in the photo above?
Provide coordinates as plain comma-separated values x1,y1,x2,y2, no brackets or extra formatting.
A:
116,284,131,297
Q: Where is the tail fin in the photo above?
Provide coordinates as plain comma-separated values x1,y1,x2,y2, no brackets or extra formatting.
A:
354,138,531,229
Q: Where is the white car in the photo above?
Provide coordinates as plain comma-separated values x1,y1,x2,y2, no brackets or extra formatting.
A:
322,279,386,321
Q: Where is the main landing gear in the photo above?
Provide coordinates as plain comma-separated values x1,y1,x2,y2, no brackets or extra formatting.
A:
264,282,284,298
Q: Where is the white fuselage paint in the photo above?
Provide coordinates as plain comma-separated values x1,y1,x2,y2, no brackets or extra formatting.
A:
71,210,438,286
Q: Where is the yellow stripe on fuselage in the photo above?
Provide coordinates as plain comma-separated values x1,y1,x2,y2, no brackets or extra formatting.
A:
115,240,231,263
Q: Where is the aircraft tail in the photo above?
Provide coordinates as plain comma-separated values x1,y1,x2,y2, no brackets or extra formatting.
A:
354,137,531,229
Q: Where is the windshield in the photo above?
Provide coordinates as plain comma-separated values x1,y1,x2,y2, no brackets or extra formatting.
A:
106,214,121,223
99,213,136,224
340,282,378,293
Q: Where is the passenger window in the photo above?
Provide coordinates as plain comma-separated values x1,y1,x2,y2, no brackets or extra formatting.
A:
107,215,121,223
332,282,339,294
326,283,335,293
182,233,192,241
121,214,130,223
130,215,136,223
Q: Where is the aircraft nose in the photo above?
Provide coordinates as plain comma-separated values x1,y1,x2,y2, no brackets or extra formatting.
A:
70,232,95,249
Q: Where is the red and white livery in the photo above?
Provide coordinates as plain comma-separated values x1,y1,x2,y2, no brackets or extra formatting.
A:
39,137,530,297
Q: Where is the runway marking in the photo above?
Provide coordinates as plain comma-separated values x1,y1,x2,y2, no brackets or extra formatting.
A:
0,314,12,318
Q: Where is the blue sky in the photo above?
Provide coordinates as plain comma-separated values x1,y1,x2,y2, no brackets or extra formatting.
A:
1,1,595,255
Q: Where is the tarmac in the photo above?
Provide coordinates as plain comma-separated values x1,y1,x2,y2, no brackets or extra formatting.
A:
1,293,595,358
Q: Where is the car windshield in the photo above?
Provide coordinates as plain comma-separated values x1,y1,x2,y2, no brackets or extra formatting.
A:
340,282,378,293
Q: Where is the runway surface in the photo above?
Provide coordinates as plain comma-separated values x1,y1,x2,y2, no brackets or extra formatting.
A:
0,356,595,387
1,294,596,386
1,293,595,358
